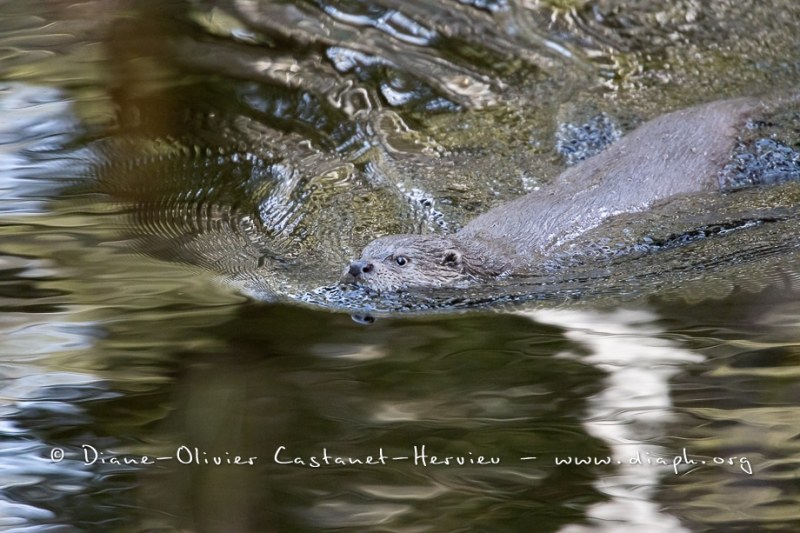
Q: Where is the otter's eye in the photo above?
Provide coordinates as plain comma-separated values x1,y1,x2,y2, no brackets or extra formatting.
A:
442,249,462,267
394,255,409,267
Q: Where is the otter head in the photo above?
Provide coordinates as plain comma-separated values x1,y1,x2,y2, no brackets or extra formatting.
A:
342,234,484,292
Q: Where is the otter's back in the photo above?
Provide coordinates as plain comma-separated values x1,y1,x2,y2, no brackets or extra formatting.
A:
458,97,762,261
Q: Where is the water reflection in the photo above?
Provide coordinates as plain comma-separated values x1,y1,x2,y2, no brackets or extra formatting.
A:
3,293,800,530
1,0,800,531
127,307,607,531
530,309,702,532
62,0,799,309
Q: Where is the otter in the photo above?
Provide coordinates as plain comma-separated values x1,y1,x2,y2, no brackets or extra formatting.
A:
342,96,793,292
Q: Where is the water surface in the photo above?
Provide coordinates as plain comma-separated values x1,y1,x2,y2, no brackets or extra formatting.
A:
1,0,800,530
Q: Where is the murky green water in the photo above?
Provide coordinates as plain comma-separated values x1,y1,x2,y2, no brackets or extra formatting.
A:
2,0,800,531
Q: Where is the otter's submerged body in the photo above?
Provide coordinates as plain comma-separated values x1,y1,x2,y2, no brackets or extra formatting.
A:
343,96,788,292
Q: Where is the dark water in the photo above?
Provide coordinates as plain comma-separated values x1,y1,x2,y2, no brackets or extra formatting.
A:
2,0,800,531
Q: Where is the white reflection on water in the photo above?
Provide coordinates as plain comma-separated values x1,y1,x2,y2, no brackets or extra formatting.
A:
0,316,106,530
524,308,704,533
0,81,106,530
0,84,80,213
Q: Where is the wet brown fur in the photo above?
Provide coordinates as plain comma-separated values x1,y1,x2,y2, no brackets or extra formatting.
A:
344,96,775,292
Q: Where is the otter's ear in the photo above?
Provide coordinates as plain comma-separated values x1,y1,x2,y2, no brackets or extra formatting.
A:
442,249,462,268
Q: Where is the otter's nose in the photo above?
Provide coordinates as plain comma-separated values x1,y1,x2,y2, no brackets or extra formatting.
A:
348,260,374,278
